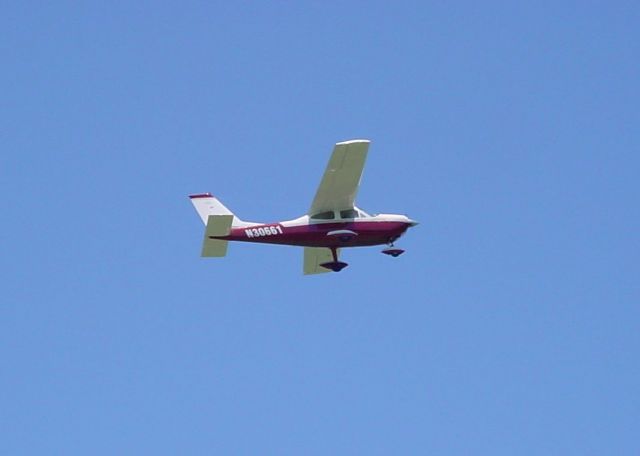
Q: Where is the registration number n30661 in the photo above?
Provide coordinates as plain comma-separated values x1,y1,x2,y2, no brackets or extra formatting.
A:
245,225,283,238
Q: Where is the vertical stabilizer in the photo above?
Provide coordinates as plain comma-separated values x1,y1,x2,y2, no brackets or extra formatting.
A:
189,193,234,224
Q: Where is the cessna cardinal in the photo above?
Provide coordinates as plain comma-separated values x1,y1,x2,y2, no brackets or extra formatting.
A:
189,139,418,274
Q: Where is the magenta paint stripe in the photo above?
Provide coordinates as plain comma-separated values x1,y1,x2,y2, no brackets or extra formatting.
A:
189,193,213,199
226,220,411,248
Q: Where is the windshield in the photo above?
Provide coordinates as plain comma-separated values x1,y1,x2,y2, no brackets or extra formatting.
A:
356,207,371,218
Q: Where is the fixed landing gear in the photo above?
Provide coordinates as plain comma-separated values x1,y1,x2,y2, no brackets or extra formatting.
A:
320,247,349,272
319,240,406,272
319,261,349,272
382,239,405,257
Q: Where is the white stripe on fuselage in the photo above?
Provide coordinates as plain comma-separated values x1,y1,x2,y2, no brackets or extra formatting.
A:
280,213,413,228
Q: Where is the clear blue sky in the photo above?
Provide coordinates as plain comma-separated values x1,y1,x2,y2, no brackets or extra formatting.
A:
2,2,639,454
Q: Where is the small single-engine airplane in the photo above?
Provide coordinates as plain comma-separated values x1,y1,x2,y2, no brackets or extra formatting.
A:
189,139,418,274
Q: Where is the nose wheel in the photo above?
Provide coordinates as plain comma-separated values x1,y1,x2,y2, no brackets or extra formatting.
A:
382,248,405,257
382,239,405,257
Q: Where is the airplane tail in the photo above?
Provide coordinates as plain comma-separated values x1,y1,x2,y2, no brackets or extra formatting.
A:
189,193,251,227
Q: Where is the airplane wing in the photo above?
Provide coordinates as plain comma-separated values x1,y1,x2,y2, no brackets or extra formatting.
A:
304,247,339,275
309,139,370,214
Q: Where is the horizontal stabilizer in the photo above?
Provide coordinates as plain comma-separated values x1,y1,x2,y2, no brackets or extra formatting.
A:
201,215,233,257
205,215,233,237
201,239,228,257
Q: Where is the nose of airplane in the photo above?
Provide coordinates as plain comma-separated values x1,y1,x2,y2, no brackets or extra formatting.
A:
406,217,419,227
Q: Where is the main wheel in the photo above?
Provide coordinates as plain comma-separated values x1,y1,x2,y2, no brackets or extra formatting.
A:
319,261,349,272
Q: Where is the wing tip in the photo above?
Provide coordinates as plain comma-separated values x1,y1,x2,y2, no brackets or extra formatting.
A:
189,193,213,199
336,139,370,146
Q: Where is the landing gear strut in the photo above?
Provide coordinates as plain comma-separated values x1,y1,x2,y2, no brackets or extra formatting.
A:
320,247,349,272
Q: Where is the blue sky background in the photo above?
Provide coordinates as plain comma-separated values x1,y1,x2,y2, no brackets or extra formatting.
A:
2,2,639,454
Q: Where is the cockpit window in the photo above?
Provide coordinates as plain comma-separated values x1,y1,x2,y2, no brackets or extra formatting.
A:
340,209,358,219
311,211,335,220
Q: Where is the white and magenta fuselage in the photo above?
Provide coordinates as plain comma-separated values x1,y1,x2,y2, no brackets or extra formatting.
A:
222,212,417,249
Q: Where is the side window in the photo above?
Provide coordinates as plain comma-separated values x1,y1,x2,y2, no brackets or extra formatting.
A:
340,209,358,219
311,211,335,220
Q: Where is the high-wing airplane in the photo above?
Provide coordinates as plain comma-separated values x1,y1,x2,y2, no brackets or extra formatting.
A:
189,139,418,274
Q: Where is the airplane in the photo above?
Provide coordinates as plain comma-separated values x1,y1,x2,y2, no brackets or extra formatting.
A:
189,139,418,274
